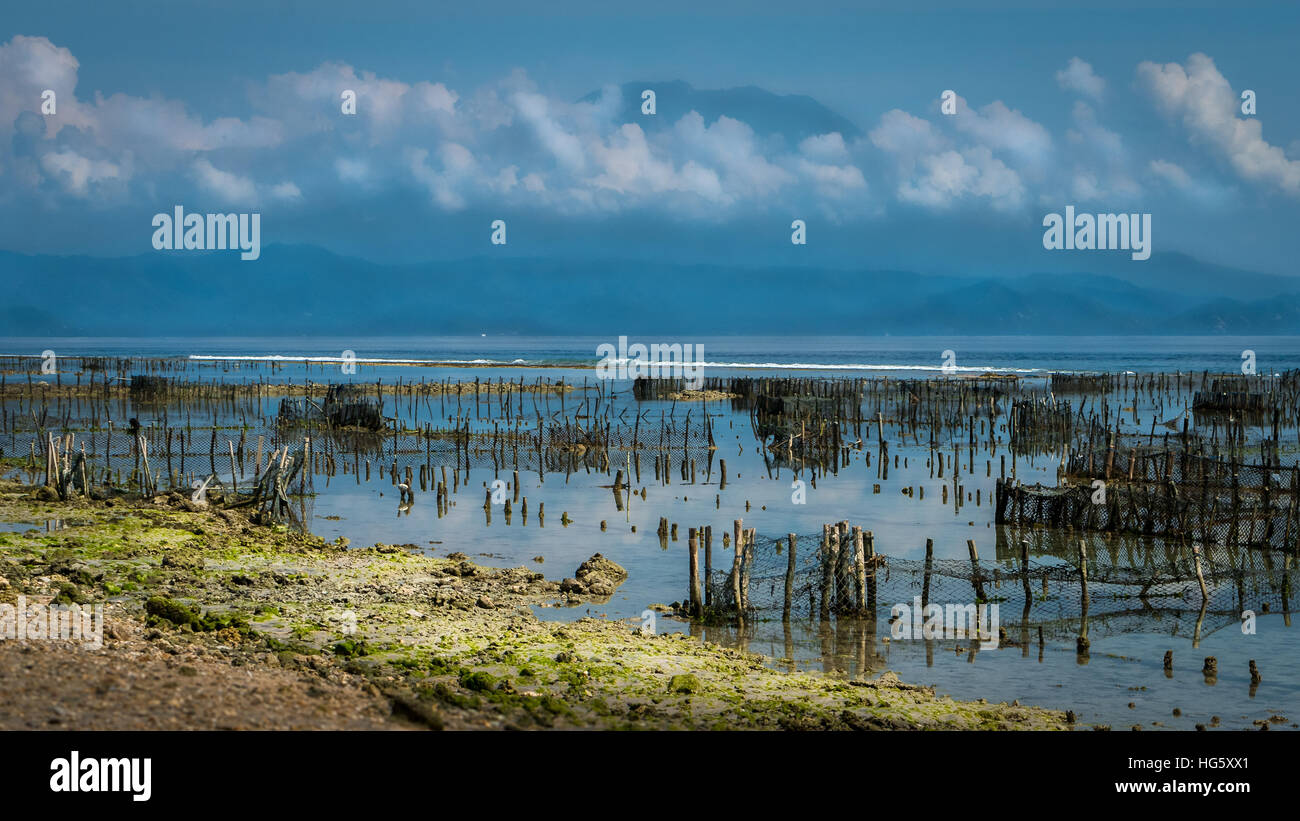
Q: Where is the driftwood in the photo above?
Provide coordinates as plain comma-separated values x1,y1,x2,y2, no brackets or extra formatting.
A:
54,450,89,501
239,447,305,523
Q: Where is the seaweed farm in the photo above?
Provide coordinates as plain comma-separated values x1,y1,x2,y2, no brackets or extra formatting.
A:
3,341,1300,731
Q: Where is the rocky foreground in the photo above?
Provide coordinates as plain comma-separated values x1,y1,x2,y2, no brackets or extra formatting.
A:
0,479,1071,730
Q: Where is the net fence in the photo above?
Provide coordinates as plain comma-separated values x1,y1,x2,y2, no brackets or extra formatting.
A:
689,525,1291,643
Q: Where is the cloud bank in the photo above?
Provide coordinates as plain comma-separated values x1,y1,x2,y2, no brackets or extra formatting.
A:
0,38,1295,240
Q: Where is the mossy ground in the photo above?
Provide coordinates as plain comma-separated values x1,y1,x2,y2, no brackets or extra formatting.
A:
0,478,1072,730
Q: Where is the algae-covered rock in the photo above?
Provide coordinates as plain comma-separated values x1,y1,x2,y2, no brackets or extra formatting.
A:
668,673,702,694
144,596,200,628
458,670,497,692
161,551,205,571
52,582,87,605
569,554,627,597
332,639,370,658
32,486,59,502
144,596,248,634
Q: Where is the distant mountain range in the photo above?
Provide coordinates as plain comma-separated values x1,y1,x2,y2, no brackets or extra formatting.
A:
2,244,1297,336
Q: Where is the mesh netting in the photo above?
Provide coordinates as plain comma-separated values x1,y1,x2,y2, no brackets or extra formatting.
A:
996,478,1299,551
686,525,1289,644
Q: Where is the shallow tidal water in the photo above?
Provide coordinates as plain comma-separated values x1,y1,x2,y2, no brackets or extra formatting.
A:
3,334,1298,730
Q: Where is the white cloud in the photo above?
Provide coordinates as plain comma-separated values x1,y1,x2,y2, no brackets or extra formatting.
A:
411,81,458,115
193,159,258,204
951,97,1052,170
261,62,414,143
872,100,1035,211
39,150,121,195
589,123,684,195
1138,53,1300,194
270,181,302,200
869,109,946,159
1148,159,1193,190
0,35,1276,230
796,158,866,199
1056,58,1105,100
799,132,851,164
0,35,93,138
898,146,1024,211
511,90,587,172
335,157,368,184
407,147,465,210
672,112,794,198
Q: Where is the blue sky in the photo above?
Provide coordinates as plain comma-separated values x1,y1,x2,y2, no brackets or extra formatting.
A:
2,0,1298,275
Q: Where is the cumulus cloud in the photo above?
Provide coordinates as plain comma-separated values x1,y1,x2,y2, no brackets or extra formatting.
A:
950,97,1052,172
1137,53,1300,194
799,132,851,164
511,89,588,173
0,34,1282,233
39,149,121,196
193,159,258,204
260,62,422,143
0,36,885,221
897,147,1024,211
0,35,93,138
869,109,946,160
1148,159,1193,189
1056,58,1105,100
672,113,794,199
795,133,867,199
270,181,302,201
871,101,1036,211
407,147,467,210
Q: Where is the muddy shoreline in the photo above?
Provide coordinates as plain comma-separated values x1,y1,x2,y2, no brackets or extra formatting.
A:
0,479,1072,730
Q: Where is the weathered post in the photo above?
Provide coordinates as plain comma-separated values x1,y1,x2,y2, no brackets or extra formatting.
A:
783,533,797,620
1192,543,1209,602
819,524,832,620
922,538,934,610
731,518,744,619
688,528,702,618
967,539,986,601
1077,539,1091,657
704,525,713,607
864,530,877,611
742,528,756,611
852,527,867,615
1020,539,1032,605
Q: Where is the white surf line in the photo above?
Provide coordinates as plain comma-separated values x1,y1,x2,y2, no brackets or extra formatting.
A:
188,354,513,365
186,353,1047,374
0,352,1065,374
0,352,1058,374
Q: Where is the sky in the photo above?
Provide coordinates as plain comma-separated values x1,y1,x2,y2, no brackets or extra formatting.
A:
1,0,1298,276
